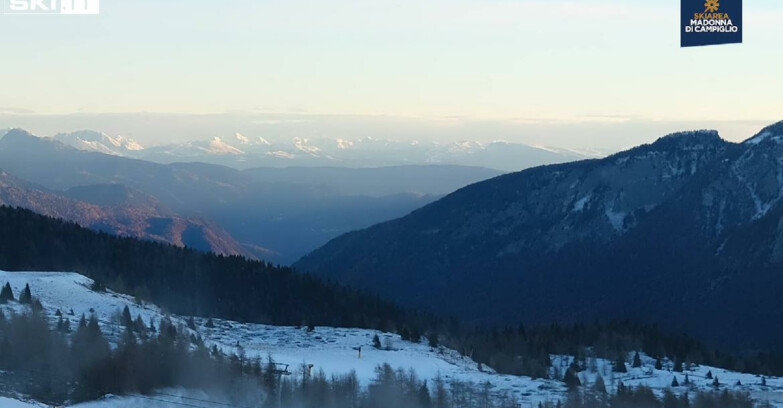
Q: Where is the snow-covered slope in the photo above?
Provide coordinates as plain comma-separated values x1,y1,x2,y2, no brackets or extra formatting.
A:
1,270,781,407
0,271,562,404
0,397,44,408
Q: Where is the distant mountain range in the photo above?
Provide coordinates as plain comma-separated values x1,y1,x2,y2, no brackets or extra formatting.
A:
47,129,592,171
0,129,503,263
54,130,144,156
0,170,250,257
296,120,783,350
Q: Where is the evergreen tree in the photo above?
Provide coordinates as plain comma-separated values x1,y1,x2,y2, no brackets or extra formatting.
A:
205,318,215,328
428,333,439,348
90,280,106,292
373,334,382,349
187,316,196,330
673,358,683,372
616,381,627,395
662,390,679,408
78,314,87,330
0,336,8,369
632,351,642,368
88,314,103,337
761,377,767,386
18,283,32,304
399,327,411,341
418,381,432,407
263,356,278,392
121,306,133,328
680,392,690,407
613,355,627,373
0,282,14,303
671,376,679,387
593,374,607,394
562,367,582,389
712,376,720,388
410,326,422,343
433,374,448,408
706,370,713,379
655,358,663,370
133,315,145,333
684,374,690,385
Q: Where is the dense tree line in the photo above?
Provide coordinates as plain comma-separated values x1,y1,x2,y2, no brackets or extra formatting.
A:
3,205,783,386
435,321,783,379
276,363,524,408
0,206,409,330
538,384,764,408
0,305,267,404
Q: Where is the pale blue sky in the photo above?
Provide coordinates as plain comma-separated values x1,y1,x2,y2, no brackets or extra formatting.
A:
0,0,781,147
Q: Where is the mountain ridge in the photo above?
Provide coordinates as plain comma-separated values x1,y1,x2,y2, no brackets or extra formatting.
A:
0,169,253,257
295,123,783,349
37,128,593,171
0,129,500,263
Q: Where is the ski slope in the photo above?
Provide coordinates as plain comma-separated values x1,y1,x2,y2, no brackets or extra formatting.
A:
1,270,782,407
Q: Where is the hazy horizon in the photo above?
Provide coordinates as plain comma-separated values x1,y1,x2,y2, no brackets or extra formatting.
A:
1,0,781,153
0,112,777,154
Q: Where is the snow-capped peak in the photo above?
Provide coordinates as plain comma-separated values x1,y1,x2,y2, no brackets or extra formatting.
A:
53,130,144,156
292,137,321,156
336,138,354,149
235,132,250,144
446,140,485,153
120,137,144,151
208,137,244,155
234,132,271,146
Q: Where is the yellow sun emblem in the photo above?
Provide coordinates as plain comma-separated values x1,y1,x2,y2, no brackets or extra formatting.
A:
704,0,720,12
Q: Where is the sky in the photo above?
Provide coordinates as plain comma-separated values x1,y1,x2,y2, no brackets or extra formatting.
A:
0,0,781,149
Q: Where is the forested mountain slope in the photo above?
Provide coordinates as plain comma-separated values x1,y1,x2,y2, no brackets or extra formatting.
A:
0,206,404,328
296,122,783,349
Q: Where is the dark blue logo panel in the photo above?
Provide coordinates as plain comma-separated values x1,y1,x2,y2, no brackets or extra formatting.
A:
681,0,742,47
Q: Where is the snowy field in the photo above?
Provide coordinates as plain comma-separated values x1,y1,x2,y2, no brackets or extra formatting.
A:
1,270,783,407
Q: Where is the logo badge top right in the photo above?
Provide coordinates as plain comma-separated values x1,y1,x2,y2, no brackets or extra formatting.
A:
681,0,742,47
